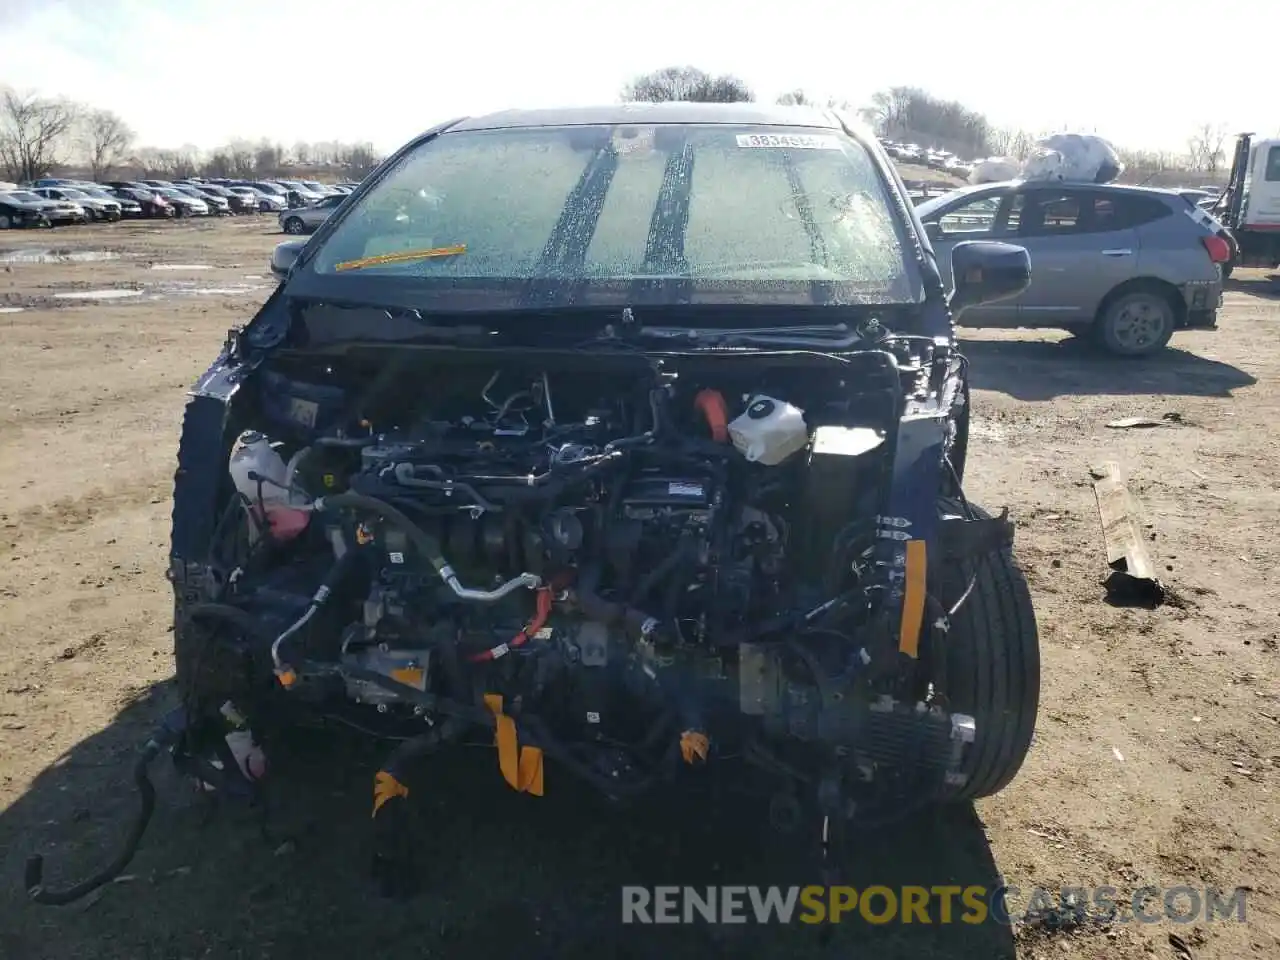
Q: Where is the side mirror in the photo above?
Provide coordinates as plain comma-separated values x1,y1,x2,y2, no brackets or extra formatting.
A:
949,240,1031,316
923,221,943,243
270,239,306,281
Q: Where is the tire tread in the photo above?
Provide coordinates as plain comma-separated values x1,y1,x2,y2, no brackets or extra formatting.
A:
935,498,1040,800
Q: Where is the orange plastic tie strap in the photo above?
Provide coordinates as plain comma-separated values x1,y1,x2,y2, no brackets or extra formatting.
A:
693,389,730,443
898,539,928,659
372,770,409,817
483,694,544,796
390,666,425,688
680,730,710,765
333,244,467,273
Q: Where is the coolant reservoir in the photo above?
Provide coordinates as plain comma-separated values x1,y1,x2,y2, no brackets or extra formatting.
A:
728,395,809,466
228,431,310,540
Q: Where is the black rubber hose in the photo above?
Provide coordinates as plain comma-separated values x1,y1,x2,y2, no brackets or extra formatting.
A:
183,602,269,638
473,455,621,504
629,536,694,606
314,492,449,571
509,713,680,798
391,464,502,514
600,387,663,453
576,563,662,643
25,739,163,906
381,716,467,779
341,669,679,799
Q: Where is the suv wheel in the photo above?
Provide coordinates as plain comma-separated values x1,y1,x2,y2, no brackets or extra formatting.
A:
933,498,1040,801
1093,290,1175,357
283,217,306,235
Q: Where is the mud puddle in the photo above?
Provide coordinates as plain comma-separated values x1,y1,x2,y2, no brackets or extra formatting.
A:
53,289,142,301
43,280,266,304
149,280,266,296
0,249,120,265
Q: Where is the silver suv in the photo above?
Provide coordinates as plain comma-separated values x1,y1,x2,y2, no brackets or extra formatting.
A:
918,182,1229,356
278,194,345,235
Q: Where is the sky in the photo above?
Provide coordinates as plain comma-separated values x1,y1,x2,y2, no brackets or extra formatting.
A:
2,0,1276,156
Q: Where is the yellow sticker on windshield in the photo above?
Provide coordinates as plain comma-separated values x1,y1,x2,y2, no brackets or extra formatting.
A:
735,134,841,150
333,244,467,272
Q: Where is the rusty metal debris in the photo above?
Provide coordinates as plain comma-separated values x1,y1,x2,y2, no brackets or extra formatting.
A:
1089,461,1166,606
1105,412,1184,429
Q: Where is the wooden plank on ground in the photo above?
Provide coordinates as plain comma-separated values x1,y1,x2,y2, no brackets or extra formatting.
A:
1089,460,1165,606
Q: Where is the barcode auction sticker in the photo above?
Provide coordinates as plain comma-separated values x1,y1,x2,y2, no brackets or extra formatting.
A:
735,134,842,150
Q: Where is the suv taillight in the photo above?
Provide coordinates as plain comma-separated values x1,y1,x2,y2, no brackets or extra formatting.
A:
1202,234,1231,264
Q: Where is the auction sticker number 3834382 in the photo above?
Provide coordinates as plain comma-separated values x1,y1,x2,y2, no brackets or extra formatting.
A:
735,134,842,149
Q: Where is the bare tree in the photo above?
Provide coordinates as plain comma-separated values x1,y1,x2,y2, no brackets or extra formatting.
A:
776,89,812,106
622,66,753,104
0,89,79,182
1187,122,1227,175
860,87,993,157
1186,132,1206,171
338,143,379,179
254,141,284,177
80,108,134,179
195,138,378,180
989,126,1036,160
203,139,259,178
130,144,202,179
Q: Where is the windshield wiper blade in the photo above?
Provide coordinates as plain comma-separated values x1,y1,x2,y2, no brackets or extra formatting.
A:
333,244,467,272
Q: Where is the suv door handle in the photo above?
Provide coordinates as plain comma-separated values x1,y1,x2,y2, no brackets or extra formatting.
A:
1101,248,1132,256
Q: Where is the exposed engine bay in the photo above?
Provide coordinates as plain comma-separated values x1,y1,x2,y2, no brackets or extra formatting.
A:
172,345,985,834
21,340,1027,907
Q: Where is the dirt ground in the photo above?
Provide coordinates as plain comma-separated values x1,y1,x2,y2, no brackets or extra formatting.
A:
0,217,1277,960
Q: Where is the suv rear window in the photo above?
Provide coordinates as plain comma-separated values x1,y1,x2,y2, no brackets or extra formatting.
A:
1093,193,1170,230
1015,189,1171,235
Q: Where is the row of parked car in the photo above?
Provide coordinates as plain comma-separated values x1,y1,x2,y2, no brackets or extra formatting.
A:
0,176,360,230
879,139,974,179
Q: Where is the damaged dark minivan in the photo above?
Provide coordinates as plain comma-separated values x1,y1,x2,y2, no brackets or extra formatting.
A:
27,103,1039,904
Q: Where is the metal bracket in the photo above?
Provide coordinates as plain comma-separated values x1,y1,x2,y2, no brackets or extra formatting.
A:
224,326,245,361
936,507,1013,560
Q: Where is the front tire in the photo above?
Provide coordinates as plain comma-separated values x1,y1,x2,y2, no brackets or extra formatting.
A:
934,499,1040,801
1092,290,1175,357
283,217,305,235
